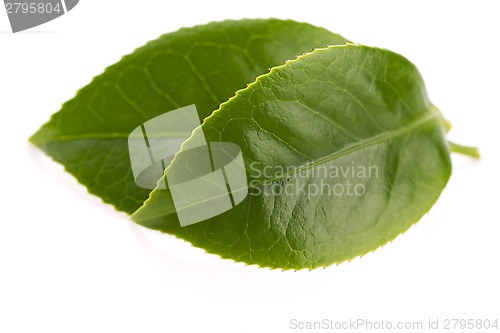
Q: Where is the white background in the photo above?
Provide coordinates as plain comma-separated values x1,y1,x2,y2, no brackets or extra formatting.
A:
1,1,499,332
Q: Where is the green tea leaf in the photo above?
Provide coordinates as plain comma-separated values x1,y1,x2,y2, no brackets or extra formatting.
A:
132,45,453,269
31,19,478,270
30,19,349,213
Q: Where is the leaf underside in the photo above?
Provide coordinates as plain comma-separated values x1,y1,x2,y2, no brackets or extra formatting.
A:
30,19,349,214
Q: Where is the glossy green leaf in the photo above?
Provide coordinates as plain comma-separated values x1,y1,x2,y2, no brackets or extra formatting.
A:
31,19,479,270
30,19,349,213
132,45,455,269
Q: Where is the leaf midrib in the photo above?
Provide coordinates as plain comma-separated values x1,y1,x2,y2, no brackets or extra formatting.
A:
31,131,195,145
133,111,441,222
258,111,440,186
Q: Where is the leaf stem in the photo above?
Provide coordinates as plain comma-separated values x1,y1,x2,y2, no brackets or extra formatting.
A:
449,141,480,159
